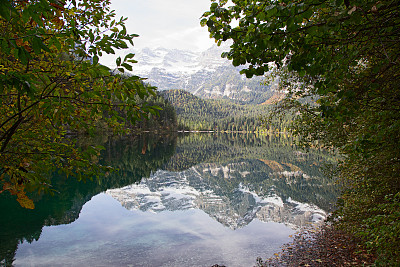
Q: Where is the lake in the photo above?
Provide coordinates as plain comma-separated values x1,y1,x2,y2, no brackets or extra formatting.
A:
0,133,339,267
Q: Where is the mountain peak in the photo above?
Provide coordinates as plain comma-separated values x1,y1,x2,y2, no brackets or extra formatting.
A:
129,45,273,104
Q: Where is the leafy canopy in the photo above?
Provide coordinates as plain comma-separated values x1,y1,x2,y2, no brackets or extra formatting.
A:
0,0,159,209
202,0,400,264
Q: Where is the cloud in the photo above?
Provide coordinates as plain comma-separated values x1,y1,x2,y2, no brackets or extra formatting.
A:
109,0,213,51
144,26,214,51
100,0,215,67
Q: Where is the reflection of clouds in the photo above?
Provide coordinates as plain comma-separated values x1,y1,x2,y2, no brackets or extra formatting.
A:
146,211,294,266
15,194,294,267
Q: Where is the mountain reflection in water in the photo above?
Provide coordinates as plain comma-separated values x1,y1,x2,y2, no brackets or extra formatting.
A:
107,166,326,230
0,133,339,267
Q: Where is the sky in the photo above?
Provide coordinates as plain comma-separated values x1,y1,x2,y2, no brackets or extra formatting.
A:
100,0,215,66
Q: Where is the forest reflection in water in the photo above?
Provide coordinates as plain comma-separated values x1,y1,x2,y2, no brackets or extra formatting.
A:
0,132,339,267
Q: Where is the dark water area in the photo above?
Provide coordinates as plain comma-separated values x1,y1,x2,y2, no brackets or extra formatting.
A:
0,133,339,267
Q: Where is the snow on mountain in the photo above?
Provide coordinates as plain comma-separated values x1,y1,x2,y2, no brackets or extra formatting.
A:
132,47,203,75
127,44,273,104
106,164,327,230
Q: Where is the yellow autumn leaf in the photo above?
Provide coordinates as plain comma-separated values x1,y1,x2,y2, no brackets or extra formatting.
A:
16,38,24,47
17,194,35,209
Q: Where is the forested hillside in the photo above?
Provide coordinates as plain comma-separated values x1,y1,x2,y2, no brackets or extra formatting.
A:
161,89,290,132
130,91,177,131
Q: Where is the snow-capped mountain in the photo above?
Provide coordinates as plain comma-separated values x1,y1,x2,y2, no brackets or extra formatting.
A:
128,45,274,104
106,163,326,230
132,47,203,75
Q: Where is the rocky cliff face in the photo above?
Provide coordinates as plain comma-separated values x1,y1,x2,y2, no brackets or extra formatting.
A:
107,162,326,230
129,45,273,104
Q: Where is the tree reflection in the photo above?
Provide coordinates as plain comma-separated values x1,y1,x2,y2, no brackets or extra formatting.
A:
0,133,176,266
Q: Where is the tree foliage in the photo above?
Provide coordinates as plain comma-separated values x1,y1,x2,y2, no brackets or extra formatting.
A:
202,0,400,263
132,90,177,131
162,89,289,132
0,0,159,208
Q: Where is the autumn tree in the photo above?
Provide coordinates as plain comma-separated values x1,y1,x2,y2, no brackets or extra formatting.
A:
0,0,159,208
202,0,400,264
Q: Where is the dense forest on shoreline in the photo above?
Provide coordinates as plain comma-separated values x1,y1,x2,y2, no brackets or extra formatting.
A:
121,90,178,131
161,89,290,132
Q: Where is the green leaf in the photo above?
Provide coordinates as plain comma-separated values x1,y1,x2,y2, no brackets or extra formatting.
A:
31,36,43,54
124,53,135,61
121,63,132,71
92,55,99,65
18,48,29,65
116,56,121,66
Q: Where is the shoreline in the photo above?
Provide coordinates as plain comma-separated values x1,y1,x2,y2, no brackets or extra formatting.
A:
257,223,376,266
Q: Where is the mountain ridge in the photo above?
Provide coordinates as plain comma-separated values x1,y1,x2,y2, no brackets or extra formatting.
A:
129,45,274,104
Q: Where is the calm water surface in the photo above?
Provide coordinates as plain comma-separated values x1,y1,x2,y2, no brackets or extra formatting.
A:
1,133,339,267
